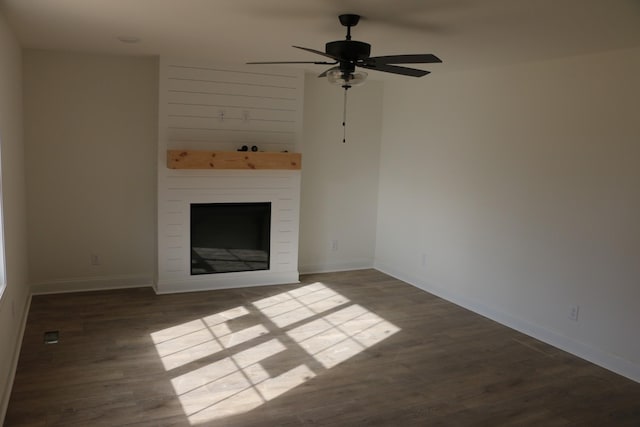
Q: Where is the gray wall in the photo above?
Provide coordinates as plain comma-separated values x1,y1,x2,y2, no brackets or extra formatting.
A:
375,47,640,380
24,50,158,291
0,11,29,421
299,74,383,273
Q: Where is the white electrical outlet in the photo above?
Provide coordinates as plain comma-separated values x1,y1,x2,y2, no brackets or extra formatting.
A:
90,254,100,265
331,240,339,251
421,253,427,267
569,305,580,322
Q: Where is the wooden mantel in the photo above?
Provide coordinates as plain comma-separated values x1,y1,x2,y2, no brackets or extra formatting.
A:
167,150,301,170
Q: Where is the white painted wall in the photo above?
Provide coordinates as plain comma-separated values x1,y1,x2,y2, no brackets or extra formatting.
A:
299,73,383,273
23,50,158,293
21,52,381,292
375,47,640,381
0,11,29,423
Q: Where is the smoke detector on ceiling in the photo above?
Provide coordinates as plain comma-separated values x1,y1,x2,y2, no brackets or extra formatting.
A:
117,35,141,44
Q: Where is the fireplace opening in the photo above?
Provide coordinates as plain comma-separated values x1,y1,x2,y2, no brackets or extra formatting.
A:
190,202,271,275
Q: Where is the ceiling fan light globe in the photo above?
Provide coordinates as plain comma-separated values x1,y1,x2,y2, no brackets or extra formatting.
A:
327,69,367,86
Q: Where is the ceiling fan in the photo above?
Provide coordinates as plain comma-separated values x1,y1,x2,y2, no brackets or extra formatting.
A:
248,14,442,141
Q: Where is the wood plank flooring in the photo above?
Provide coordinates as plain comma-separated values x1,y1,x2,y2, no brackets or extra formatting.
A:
5,269,640,426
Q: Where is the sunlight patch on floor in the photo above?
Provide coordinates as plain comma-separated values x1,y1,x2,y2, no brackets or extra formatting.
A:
151,282,400,424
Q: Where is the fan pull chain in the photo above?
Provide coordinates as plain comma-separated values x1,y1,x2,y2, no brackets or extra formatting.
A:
342,87,348,143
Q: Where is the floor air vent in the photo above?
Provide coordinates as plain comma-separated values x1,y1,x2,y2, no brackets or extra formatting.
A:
44,331,59,344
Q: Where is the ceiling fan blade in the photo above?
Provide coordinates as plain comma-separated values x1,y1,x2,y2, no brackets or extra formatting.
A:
360,63,430,77
292,45,343,62
318,66,340,78
365,54,442,65
247,60,338,65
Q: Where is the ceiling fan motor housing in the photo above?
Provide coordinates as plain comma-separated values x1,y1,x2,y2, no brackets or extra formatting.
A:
326,40,371,62
248,12,440,79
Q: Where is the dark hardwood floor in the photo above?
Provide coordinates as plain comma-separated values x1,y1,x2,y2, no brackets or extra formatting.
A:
5,269,640,426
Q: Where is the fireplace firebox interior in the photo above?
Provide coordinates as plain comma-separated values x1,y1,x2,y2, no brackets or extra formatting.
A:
190,202,271,275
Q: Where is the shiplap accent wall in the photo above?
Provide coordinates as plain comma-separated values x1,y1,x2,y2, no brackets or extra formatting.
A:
161,59,303,153
157,59,303,293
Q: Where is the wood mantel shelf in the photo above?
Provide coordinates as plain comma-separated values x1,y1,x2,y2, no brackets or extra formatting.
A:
167,150,301,170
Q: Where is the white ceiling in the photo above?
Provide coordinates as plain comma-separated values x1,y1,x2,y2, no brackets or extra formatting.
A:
2,0,640,76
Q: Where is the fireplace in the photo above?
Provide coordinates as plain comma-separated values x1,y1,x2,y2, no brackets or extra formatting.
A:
157,169,301,293
191,202,271,275
157,61,303,293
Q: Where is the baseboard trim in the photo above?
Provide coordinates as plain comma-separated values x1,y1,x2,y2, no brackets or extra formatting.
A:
30,274,154,295
0,293,31,424
374,262,640,384
299,260,373,275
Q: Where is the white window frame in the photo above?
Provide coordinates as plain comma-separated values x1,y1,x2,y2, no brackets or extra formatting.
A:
0,134,6,299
